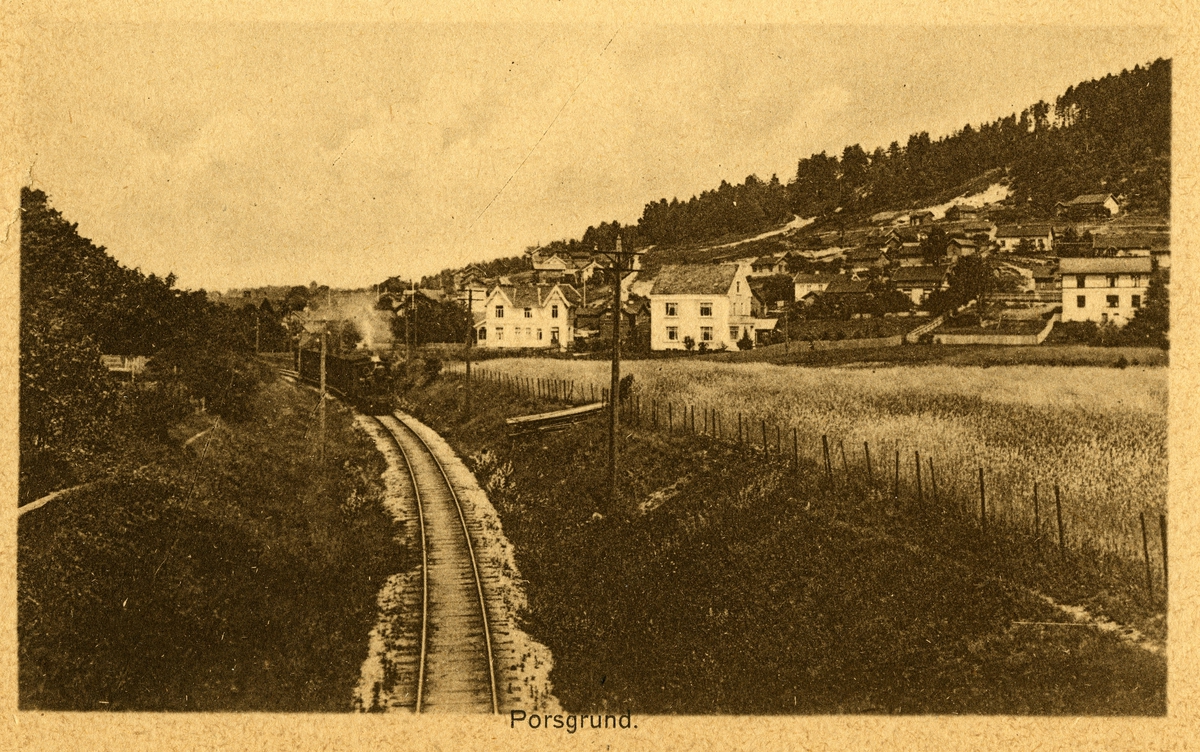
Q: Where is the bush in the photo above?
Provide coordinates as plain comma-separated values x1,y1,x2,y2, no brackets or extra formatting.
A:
1114,355,1129,369
683,336,695,352
737,333,754,351
423,356,443,383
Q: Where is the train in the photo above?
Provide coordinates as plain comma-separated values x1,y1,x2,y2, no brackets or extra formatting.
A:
297,348,394,411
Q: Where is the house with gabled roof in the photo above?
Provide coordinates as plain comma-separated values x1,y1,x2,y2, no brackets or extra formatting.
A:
995,224,1056,253
648,264,755,350
1056,193,1120,220
750,254,788,276
891,265,951,305
476,282,581,350
1060,257,1150,326
944,204,981,222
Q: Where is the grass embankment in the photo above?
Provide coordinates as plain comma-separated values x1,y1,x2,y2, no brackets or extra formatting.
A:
400,375,1165,715
19,376,404,711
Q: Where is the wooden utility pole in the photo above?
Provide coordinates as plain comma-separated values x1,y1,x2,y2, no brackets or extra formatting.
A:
600,236,641,511
465,288,474,410
319,327,327,461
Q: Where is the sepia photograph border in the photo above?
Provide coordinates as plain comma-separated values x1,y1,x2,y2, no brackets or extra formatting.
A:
2,0,1197,749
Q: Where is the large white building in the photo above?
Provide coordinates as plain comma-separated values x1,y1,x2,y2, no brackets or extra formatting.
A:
648,264,756,350
1059,257,1151,327
476,283,581,350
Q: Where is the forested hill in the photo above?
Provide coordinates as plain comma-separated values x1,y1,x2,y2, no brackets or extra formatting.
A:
531,57,1169,258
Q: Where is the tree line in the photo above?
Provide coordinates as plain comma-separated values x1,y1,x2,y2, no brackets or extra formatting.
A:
20,188,271,501
527,58,1171,253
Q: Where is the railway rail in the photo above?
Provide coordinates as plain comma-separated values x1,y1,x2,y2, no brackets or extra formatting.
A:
373,413,500,714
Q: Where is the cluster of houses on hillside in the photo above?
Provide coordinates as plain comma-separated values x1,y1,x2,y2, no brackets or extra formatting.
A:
415,192,1166,353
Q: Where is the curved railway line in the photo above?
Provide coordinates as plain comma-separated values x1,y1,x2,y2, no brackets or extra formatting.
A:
373,413,500,714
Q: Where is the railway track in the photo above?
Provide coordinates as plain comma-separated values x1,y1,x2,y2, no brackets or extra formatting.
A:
373,413,500,714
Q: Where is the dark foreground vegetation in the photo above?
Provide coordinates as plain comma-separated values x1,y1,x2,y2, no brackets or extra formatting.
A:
18,378,402,710
401,373,1165,715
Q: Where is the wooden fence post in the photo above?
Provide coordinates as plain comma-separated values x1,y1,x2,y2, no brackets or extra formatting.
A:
822,435,833,485
864,442,873,486
738,413,743,445
893,448,900,505
839,440,850,480
1054,484,1065,559
1033,481,1040,540
668,403,673,433
762,421,768,460
928,457,938,504
1141,512,1154,606
978,467,986,533
1160,513,1168,584
915,450,923,505
793,428,798,470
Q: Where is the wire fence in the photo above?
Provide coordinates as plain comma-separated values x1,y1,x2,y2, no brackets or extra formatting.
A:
463,366,1169,609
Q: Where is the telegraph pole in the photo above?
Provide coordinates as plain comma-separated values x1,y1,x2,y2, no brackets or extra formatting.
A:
319,326,327,462
465,288,473,411
600,236,642,511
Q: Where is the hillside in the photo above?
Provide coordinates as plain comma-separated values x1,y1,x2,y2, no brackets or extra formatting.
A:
412,58,1169,285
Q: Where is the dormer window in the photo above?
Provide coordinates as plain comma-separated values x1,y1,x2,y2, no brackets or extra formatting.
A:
551,304,559,318
495,305,505,318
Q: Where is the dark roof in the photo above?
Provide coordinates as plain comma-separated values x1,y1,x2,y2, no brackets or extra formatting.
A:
893,244,925,257
493,283,581,308
995,224,1055,238
793,272,836,283
947,238,978,248
650,264,740,295
823,278,871,295
1063,193,1115,206
890,266,949,286
1059,257,1152,275
1092,233,1169,252
846,247,887,261
911,210,934,218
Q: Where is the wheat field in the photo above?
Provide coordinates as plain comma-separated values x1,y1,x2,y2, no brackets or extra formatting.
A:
466,358,1168,560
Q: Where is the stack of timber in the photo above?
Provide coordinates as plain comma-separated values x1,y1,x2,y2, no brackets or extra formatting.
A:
505,402,606,436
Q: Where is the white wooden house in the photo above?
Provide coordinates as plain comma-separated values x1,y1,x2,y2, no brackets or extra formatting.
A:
648,264,755,350
476,283,581,350
1059,257,1151,327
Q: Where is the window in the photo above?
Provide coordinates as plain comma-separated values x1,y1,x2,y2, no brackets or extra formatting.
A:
736,281,740,293
1107,295,1119,309
730,327,739,340
1107,275,1117,288
1132,295,1142,309
551,304,559,318
478,327,487,340
1076,275,1086,288
667,326,679,341
665,302,678,317
496,327,504,340
495,305,505,318
1076,295,1086,308
1101,313,1109,323
550,327,560,343
700,302,713,317
1132,275,1142,288
524,307,532,318
701,326,713,342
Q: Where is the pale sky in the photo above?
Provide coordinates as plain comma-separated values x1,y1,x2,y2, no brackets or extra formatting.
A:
21,23,1170,291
